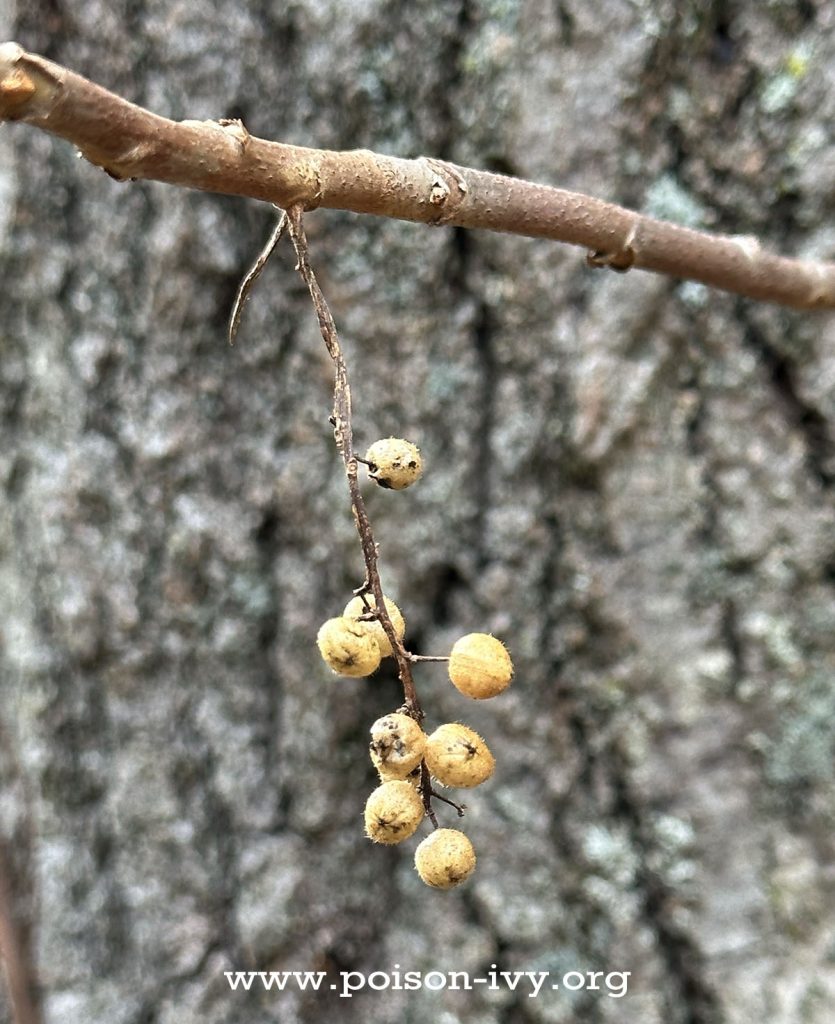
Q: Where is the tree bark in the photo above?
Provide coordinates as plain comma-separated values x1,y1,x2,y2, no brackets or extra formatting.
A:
0,3,834,1024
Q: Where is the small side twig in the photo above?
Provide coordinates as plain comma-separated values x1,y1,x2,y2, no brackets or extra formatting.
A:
429,790,467,817
228,209,287,345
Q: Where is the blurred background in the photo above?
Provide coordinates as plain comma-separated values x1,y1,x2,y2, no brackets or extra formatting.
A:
1,1,834,1022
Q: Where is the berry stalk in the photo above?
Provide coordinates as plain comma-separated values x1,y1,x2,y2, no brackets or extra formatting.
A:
285,206,424,723
251,208,514,882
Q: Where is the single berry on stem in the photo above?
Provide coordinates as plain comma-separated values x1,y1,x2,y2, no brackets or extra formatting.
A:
424,723,495,788
344,594,406,657
316,616,382,677
365,437,423,490
369,712,426,779
364,780,425,844
414,828,476,889
448,632,513,699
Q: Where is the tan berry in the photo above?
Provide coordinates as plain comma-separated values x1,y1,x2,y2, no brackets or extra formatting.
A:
365,437,423,490
414,828,476,889
448,632,513,699
343,594,406,657
369,712,426,779
424,723,495,788
316,616,381,677
364,780,424,844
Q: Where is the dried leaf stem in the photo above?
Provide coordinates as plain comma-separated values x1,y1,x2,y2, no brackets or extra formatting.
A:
228,210,287,345
2,41,835,309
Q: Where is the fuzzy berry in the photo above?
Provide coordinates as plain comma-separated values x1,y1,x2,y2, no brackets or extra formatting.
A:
316,616,381,677
448,633,513,699
365,437,422,490
414,828,476,889
369,712,426,779
424,723,495,788
343,594,406,657
364,780,424,844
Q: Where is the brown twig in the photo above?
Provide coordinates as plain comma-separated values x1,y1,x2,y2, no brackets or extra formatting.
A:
419,764,439,829
284,206,449,825
429,790,467,817
228,209,287,345
284,206,423,720
2,41,835,310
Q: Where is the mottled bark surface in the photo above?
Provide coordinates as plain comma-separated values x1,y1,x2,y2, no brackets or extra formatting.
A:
1,2,834,1023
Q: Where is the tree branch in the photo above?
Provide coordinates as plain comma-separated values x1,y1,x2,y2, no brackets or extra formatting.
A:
1,40,834,309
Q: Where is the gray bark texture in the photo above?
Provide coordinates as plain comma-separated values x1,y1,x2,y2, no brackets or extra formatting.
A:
1,1,834,1022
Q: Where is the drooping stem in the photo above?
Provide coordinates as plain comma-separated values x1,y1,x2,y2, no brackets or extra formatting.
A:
285,206,423,722
2,41,835,310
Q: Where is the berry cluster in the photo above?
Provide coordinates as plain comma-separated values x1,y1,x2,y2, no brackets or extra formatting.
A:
315,438,513,889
